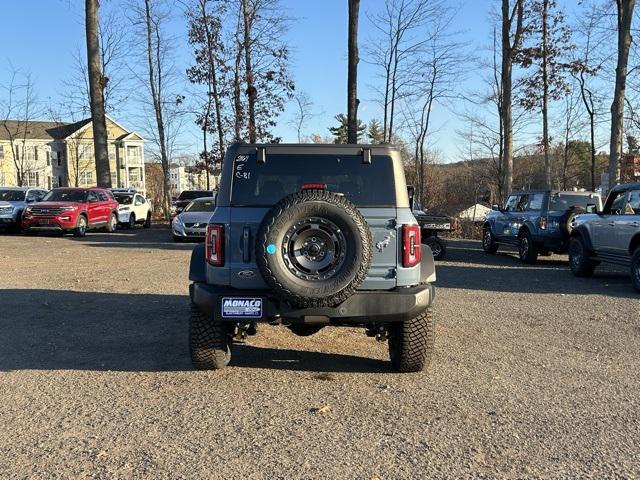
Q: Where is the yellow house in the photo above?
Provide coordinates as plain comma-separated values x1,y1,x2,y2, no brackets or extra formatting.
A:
0,115,146,192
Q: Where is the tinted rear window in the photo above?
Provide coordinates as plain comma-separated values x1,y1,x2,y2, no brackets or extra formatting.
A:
178,190,212,200
549,193,599,211
230,153,396,206
184,198,216,212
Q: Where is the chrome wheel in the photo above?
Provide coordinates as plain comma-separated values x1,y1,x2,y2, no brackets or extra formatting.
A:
282,217,347,281
78,217,87,235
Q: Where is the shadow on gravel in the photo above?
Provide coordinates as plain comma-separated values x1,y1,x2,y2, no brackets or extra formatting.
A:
438,239,635,298
0,289,389,373
69,227,197,251
231,344,391,373
0,289,191,372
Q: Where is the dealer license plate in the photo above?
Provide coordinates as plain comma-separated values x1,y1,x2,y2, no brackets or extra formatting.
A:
221,297,263,318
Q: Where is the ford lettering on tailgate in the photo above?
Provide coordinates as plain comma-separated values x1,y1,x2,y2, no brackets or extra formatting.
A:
221,297,262,318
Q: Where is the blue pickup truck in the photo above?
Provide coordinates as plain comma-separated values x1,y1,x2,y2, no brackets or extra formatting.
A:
482,189,602,263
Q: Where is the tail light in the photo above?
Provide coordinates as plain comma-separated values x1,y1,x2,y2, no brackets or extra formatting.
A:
206,224,224,266
538,216,547,230
402,224,421,267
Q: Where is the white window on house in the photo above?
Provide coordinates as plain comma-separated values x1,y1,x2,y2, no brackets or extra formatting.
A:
109,145,116,163
79,144,93,161
127,145,141,164
0,145,4,160
51,176,59,188
46,151,51,166
79,171,94,186
129,168,140,182
24,171,40,187
111,172,117,187
26,146,36,162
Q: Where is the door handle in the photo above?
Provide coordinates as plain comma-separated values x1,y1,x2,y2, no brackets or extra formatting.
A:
242,227,251,262
608,222,616,226
631,222,640,227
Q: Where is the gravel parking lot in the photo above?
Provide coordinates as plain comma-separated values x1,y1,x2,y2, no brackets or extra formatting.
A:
1,228,638,479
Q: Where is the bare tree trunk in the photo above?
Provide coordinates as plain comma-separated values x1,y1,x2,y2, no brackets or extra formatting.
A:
241,0,257,143
144,0,171,219
609,0,636,191
199,0,226,172
501,0,524,196
347,0,360,144
233,39,243,140
85,0,111,187
541,0,551,189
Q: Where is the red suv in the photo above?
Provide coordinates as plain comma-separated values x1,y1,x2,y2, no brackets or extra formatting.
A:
22,188,119,237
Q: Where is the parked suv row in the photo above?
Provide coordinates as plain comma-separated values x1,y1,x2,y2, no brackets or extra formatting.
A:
569,183,640,292
482,189,602,263
22,187,119,237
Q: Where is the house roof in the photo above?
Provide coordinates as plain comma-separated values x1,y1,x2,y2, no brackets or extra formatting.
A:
0,119,92,141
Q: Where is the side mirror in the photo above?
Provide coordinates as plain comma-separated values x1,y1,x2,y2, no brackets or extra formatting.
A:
492,204,500,211
26,197,35,203
586,203,597,214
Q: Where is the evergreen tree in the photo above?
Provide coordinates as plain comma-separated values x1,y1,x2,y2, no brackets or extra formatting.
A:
329,113,365,144
367,119,384,144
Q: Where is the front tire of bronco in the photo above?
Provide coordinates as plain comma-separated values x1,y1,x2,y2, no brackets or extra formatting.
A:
482,227,499,254
518,230,538,264
569,236,597,278
388,307,435,373
190,303,232,370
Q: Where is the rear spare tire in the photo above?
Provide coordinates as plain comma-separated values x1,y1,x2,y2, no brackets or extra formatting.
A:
256,189,372,308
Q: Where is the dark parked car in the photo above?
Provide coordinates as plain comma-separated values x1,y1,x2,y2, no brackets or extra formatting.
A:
482,189,602,263
569,183,640,292
171,190,215,218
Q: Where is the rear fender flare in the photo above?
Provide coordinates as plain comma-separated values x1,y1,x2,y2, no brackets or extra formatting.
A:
420,245,436,283
189,243,207,283
571,226,595,253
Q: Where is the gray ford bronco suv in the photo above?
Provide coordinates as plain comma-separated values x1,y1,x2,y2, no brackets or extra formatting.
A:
569,183,640,292
188,143,436,372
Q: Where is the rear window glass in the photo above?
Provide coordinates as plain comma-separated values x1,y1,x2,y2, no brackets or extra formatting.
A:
184,199,216,212
178,190,212,201
549,193,599,211
230,153,396,207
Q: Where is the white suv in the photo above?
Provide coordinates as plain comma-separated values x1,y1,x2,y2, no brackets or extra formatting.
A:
112,189,152,229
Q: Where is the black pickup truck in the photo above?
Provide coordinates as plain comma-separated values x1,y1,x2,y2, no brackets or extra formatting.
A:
408,186,452,260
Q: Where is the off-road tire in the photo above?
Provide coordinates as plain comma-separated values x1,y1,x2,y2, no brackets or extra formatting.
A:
630,248,640,293
256,189,372,308
482,227,499,254
569,236,597,277
73,215,88,237
518,230,538,264
128,213,136,229
144,212,152,228
424,236,447,260
105,213,117,233
189,303,232,370
388,307,435,373
287,324,324,337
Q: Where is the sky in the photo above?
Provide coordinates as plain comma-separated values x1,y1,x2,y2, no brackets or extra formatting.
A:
0,0,589,162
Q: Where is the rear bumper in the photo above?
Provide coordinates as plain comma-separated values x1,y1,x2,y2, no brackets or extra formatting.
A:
190,282,435,324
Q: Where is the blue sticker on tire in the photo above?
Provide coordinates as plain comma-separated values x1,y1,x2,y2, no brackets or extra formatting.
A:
221,297,262,318
266,244,276,254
